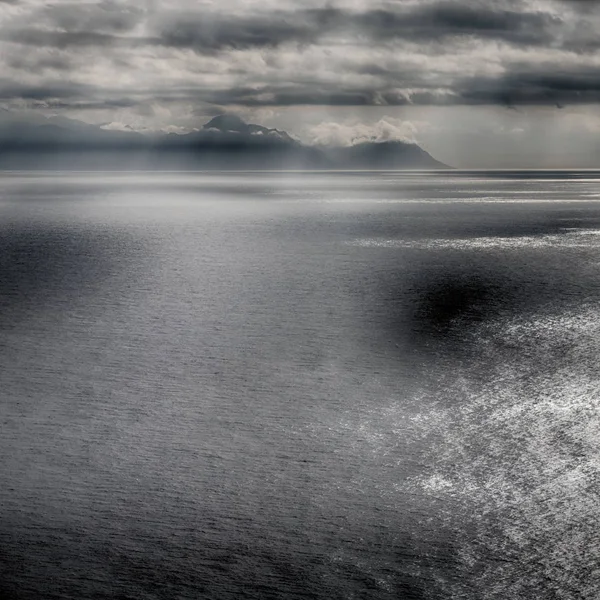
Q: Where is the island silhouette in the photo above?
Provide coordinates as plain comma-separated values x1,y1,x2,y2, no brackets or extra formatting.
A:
0,112,449,170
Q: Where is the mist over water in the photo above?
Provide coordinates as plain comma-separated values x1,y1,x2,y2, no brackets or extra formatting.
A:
1,171,600,599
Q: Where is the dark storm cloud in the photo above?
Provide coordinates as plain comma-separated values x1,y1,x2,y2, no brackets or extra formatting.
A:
5,52,74,74
39,1,143,34
1,28,136,47
155,13,317,52
205,87,400,107
38,98,141,110
350,4,561,47
0,0,146,47
2,0,600,114
192,64,600,107
151,4,563,52
0,3,566,52
458,68,600,105
0,80,97,101
151,2,600,56
6,72,600,111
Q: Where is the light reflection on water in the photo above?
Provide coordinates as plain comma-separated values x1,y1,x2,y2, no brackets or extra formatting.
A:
1,171,600,599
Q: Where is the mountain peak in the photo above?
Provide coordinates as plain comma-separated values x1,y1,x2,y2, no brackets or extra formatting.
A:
203,114,249,133
0,111,449,169
201,114,296,144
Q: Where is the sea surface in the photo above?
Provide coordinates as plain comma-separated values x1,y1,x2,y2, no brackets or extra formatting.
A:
1,171,600,599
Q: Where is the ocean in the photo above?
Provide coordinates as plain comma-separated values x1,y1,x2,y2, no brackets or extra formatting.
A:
1,171,600,599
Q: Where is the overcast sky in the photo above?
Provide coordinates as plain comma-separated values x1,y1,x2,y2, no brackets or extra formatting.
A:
2,0,600,166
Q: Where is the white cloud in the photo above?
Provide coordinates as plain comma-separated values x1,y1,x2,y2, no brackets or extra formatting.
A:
306,117,424,146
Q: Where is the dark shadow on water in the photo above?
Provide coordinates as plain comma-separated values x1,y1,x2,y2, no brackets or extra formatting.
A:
0,223,140,328
0,518,434,600
364,234,600,360
409,274,505,336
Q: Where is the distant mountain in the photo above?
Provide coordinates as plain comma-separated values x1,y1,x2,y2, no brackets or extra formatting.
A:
0,113,449,170
327,141,448,170
202,114,295,143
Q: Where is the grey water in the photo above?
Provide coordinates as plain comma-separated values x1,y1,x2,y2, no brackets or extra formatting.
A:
2,171,600,599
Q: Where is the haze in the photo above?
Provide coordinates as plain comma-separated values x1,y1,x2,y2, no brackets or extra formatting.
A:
3,0,600,168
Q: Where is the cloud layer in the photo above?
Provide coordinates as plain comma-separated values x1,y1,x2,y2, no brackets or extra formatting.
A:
1,0,600,129
307,118,423,146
